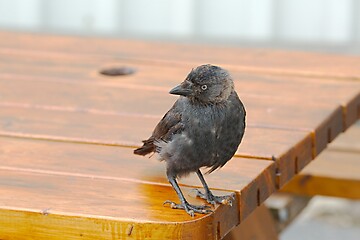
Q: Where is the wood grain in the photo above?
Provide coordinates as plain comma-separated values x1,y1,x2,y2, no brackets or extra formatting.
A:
2,57,357,187
0,104,311,188
0,75,349,134
1,47,359,154
1,31,360,80
0,136,275,226
0,31,359,239
0,170,237,239
1,48,359,117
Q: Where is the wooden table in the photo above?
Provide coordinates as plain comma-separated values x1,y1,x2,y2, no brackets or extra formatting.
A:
0,31,359,239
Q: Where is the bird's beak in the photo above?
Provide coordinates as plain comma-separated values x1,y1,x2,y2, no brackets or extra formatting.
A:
169,82,193,97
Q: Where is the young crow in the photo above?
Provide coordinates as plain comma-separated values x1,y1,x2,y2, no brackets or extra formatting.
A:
134,64,246,217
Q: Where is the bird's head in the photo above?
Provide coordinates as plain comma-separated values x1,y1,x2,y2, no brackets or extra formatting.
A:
169,64,234,104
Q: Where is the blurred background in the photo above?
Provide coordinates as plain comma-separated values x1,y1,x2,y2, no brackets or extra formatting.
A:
0,0,359,55
0,0,359,239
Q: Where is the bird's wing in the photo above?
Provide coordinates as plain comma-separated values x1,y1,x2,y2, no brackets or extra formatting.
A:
207,93,246,173
134,102,183,156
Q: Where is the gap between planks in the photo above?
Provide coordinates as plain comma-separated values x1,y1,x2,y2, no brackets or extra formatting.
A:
0,100,324,133
0,131,273,162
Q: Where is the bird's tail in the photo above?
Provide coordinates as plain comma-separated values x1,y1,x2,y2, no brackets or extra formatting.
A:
133,139,155,156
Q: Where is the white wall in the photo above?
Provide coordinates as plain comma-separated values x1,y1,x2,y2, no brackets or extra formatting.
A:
42,0,119,33
0,0,358,49
276,0,352,43
0,0,43,28
196,0,274,40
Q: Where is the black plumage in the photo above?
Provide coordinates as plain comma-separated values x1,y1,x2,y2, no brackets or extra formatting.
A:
134,64,246,216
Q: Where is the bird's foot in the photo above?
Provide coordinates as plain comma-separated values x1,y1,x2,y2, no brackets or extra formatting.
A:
163,200,212,217
193,189,234,207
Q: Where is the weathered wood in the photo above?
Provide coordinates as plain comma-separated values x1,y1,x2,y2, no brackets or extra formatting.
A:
1,31,360,80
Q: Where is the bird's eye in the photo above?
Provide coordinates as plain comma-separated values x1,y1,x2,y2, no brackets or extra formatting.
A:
201,85,207,90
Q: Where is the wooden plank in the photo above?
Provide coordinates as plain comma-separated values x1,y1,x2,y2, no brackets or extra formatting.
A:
0,136,276,222
1,67,351,186
2,52,357,186
0,105,311,188
342,93,360,129
0,169,236,239
1,48,360,112
313,106,344,156
1,31,360,80
1,48,358,145
0,69,352,158
281,150,360,199
0,105,307,157
274,129,313,187
2,47,359,158
0,31,358,238
0,75,349,132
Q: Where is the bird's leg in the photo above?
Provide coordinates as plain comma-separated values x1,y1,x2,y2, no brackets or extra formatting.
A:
164,174,212,217
195,169,234,206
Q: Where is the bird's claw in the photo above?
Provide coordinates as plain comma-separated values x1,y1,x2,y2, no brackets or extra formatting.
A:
163,200,212,217
193,189,234,207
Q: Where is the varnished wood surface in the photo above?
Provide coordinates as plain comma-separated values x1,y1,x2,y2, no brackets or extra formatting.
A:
283,122,360,199
0,136,275,222
1,44,359,185
1,31,360,80
0,171,237,239
0,31,359,239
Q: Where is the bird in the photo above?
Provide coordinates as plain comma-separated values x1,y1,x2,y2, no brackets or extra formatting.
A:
134,64,246,217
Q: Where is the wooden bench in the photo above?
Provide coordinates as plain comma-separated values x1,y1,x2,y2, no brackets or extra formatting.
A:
283,121,360,199
224,120,360,239
0,31,359,239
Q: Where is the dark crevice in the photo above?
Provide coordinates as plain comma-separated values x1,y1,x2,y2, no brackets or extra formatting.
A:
327,128,332,143
216,221,221,239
